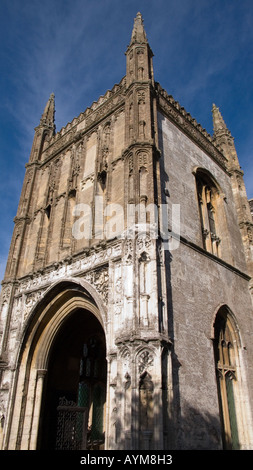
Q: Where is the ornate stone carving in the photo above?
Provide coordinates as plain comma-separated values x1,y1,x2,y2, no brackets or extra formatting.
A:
83,266,109,304
137,150,148,168
24,289,45,320
123,239,134,265
11,296,22,326
136,233,151,252
138,350,154,374
1,285,12,304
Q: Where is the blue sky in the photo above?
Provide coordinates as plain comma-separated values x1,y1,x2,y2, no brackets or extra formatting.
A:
0,0,252,283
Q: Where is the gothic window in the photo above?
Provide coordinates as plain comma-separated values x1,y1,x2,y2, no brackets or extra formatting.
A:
213,308,240,449
196,170,221,256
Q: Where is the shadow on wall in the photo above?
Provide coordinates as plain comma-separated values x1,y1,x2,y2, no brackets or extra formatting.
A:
175,402,223,450
112,382,222,450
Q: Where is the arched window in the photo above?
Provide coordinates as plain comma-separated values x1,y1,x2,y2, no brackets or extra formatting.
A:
196,169,221,256
213,307,240,449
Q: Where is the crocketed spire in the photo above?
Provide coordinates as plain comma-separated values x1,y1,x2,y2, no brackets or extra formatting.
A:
40,93,55,130
212,103,229,134
130,12,148,45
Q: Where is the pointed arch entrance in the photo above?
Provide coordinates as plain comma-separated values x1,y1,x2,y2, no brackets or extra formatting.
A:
6,278,107,450
38,308,107,450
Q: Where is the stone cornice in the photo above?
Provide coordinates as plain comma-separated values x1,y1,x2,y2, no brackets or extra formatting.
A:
155,82,228,172
115,332,172,347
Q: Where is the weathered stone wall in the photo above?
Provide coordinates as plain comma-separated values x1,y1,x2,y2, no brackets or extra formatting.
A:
158,111,247,272
158,111,253,449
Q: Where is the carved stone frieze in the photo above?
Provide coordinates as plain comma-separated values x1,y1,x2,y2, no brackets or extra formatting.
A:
10,242,122,326
23,289,45,321
82,266,109,304
43,128,79,161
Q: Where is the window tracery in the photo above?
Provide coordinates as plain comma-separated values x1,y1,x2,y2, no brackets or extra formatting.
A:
196,170,221,256
213,308,240,449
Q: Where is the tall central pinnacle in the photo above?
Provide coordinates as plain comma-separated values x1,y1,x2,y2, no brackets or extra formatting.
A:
130,12,148,45
125,13,155,143
126,13,154,87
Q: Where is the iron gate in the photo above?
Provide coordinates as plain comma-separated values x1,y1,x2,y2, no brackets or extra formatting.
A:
55,397,88,450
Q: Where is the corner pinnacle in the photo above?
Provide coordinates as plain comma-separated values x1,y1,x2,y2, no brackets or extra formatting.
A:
40,93,55,130
130,12,148,45
212,103,228,134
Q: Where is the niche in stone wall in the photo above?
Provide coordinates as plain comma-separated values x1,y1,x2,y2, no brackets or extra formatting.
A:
83,132,97,178
62,191,76,249
97,122,111,192
139,251,150,294
139,251,151,327
139,371,154,449
139,166,148,196
137,89,146,139
36,212,49,264
137,48,145,80
98,169,107,192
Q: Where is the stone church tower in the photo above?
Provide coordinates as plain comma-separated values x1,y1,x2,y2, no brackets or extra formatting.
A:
0,13,253,451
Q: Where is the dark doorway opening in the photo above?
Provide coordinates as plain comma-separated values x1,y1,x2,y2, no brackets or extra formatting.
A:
38,308,107,450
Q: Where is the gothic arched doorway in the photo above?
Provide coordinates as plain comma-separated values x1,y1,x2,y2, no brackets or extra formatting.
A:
38,308,107,450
